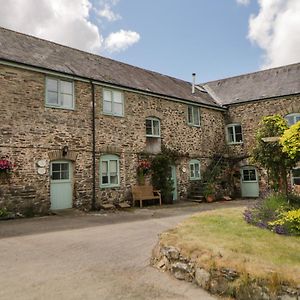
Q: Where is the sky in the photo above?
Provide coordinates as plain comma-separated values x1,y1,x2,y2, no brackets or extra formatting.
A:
0,0,299,83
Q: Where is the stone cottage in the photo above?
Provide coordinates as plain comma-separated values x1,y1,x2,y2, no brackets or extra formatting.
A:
0,27,299,213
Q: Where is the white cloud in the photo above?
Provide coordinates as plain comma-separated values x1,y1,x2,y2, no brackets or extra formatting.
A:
248,0,300,68
0,0,102,53
98,3,121,22
104,30,140,53
236,0,250,6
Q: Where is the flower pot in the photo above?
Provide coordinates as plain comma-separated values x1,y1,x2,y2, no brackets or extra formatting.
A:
206,195,214,203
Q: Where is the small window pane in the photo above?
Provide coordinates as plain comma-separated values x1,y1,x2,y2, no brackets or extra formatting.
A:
188,107,193,124
102,176,109,184
104,90,112,102
61,81,73,94
235,133,243,143
61,94,73,108
114,103,123,116
104,101,112,113
153,120,160,136
52,163,60,172
190,164,195,178
110,175,118,184
228,127,234,143
292,168,300,177
193,108,200,126
47,91,59,105
52,171,61,180
61,163,69,171
47,78,58,92
102,161,108,174
194,163,200,178
293,178,300,185
249,170,256,181
110,160,117,173
113,91,122,103
61,171,69,180
146,119,153,135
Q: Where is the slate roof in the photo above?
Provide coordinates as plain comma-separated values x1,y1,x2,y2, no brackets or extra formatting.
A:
0,27,219,108
202,63,300,106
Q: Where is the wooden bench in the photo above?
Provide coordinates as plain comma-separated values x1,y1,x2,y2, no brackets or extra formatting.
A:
131,185,162,208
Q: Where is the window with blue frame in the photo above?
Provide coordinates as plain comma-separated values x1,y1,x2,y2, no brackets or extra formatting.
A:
189,159,201,180
100,154,120,187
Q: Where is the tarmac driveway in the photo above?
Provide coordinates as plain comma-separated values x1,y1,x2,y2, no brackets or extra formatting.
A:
0,201,249,300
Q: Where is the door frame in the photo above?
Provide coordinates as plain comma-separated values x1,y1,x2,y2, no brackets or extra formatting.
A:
240,165,259,198
50,160,73,210
171,165,178,201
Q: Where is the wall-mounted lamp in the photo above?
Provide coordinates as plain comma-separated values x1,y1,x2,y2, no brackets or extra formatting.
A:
62,145,69,157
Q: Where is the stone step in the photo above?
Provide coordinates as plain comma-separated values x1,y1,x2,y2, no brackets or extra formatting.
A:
100,203,116,210
117,202,131,209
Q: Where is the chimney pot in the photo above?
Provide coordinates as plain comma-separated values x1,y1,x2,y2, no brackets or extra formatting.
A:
192,73,196,94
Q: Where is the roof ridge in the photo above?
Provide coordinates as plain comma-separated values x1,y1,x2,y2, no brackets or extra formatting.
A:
0,26,192,85
201,62,300,85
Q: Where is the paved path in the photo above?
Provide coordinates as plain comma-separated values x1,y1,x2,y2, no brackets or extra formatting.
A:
0,201,249,300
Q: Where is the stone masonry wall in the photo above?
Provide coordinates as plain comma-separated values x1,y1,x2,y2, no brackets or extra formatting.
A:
225,96,300,195
0,64,226,212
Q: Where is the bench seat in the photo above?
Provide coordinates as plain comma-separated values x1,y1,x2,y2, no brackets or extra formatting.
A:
131,185,162,208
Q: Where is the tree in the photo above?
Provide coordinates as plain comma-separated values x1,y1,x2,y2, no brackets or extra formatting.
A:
280,121,300,161
251,115,297,193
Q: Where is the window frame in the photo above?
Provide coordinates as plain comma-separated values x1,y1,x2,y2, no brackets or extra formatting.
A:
291,167,300,186
241,167,257,183
45,77,75,110
189,159,201,180
100,154,120,188
187,106,201,127
145,117,161,138
226,123,243,144
284,113,300,127
102,88,124,117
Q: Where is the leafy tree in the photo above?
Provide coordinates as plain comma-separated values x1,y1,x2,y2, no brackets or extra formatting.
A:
251,115,297,193
280,121,300,161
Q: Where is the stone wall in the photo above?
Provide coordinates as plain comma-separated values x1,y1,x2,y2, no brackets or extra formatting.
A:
0,64,226,212
152,244,300,300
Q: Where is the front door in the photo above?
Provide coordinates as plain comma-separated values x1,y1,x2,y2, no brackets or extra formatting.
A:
240,166,259,198
171,165,178,201
50,161,73,210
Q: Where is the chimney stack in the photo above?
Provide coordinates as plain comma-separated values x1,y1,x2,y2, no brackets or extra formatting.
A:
192,73,196,94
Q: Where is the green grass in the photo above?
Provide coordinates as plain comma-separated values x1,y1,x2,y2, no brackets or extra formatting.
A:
160,207,300,284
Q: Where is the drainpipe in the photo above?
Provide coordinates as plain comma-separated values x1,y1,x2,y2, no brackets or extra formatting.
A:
91,81,96,210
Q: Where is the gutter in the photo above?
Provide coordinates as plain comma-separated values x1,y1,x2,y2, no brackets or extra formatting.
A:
91,81,96,211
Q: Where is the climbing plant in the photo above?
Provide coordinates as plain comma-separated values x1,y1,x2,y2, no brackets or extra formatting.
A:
280,121,300,161
251,115,297,193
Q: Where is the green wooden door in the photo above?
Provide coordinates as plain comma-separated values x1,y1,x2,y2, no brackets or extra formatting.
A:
240,166,259,198
171,165,178,201
50,161,73,210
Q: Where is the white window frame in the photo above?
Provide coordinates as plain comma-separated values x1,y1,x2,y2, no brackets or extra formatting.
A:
187,106,201,127
226,123,243,144
45,77,74,109
103,89,124,117
146,117,161,138
100,154,120,188
189,159,201,180
284,113,300,127
241,167,257,182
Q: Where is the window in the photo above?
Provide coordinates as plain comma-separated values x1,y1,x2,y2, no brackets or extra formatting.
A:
146,117,160,137
51,162,70,181
46,77,74,109
285,113,300,126
187,106,200,127
103,89,124,116
226,124,243,144
242,167,257,182
291,168,300,185
189,159,201,180
100,154,120,187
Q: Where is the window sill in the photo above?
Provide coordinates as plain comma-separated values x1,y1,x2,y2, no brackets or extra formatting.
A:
45,104,75,111
227,142,243,145
146,135,161,138
102,112,124,118
100,185,120,189
187,123,201,128
190,178,201,181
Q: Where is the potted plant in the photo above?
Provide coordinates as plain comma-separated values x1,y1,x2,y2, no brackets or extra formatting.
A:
137,159,151,185
203,182,215,203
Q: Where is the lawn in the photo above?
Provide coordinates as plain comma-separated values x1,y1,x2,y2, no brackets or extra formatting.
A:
160,207,300,285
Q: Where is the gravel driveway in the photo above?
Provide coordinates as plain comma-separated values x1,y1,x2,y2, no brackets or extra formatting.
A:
0,201,249,300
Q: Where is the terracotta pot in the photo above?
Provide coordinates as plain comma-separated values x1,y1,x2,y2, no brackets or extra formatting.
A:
206,195,214,203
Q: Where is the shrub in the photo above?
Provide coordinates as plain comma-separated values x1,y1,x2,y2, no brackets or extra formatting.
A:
0,208,9,217
268,209,300,236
